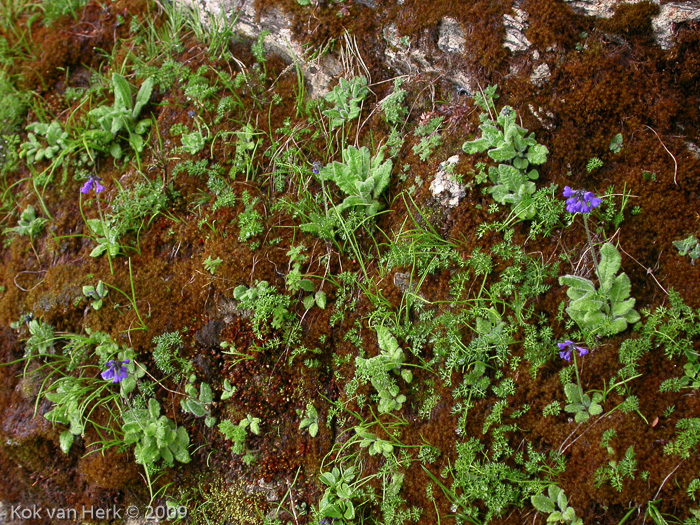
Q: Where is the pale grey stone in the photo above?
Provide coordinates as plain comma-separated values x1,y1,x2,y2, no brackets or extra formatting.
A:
383,24,476,96
563,0,641,19
178,0,341,97
437,17,466,54
393,272,413,293
528,104,556,130
687,141,700,159
430,155,466,208
383,23,431,75
503,8,532,53
530,63,551,87
563,0,700,50
653,3,700,50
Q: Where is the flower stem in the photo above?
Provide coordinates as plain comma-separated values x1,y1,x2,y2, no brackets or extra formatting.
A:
582,214,599,278
572,350,584,401
96,201,114,275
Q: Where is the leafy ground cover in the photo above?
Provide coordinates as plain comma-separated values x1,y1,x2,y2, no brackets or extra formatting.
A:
1,0,700,523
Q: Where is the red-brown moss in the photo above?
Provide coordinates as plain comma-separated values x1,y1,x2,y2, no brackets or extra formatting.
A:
597,1,660,39
525,0,584,49
2,0,700,521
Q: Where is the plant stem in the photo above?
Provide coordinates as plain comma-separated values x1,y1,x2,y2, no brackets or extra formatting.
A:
582,214,599,278
96,200,114,275
572,350,584,401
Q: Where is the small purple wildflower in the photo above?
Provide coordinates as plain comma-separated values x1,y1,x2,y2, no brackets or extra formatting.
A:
557,340,589,362
562,186,602,214
101,359,130,383
312,161,322,175
80,175,105,195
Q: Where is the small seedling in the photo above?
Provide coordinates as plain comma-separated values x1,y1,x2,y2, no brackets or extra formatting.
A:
152,331,191,379
181,129,206,155
462,91,548,219
237,191,264,244
88,74,154,158
564,382,603,423
233,281,293,340
286,245,326,310
355,427,394,457
594,446,637,492
586,157,603,173
24,318,56,357
673,235,700,263
323,76,368,129
609,133,623,154
86,219,121,258
319,466,359,522
5,205,48,239
531,485,582,524
218,415,261,459
299,403,320,437
412,116,443,161
220,379,236,401
355,326,412,413
181,380,216,427
203,255,223,275
82,280,108,310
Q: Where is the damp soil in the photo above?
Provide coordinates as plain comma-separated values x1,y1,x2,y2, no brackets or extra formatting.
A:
1,0,700,523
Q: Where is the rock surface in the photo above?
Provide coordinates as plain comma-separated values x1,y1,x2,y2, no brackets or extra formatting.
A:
437,17,466,54
503,7,532,53
430,155,466,208
563,0,700,49
653,2,700,50
174,0,699,110
563,0,644,19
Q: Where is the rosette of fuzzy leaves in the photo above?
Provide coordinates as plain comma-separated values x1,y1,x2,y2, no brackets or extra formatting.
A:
323,76,368,129
463,105,548,219
559,243,640,336
355,326,412,414
463,105,548,169
122,397,190,467
315,145,392,217
88,74,154,158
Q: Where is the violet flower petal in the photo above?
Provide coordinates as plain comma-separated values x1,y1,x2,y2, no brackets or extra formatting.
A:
563,187,602,214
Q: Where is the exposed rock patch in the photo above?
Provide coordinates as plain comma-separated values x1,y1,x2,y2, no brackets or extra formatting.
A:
563,0,644,19
429,155,466,208
437,17,466,54
530,62,551,87
653,2,700,50
563,0,700,49
503,7,532,53
382,23,477,96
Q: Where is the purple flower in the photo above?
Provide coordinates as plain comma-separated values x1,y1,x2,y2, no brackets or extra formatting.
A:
101,359,130,383
80,175,105,195
312,161,322,175
557,340,589,362
563,186,602,214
